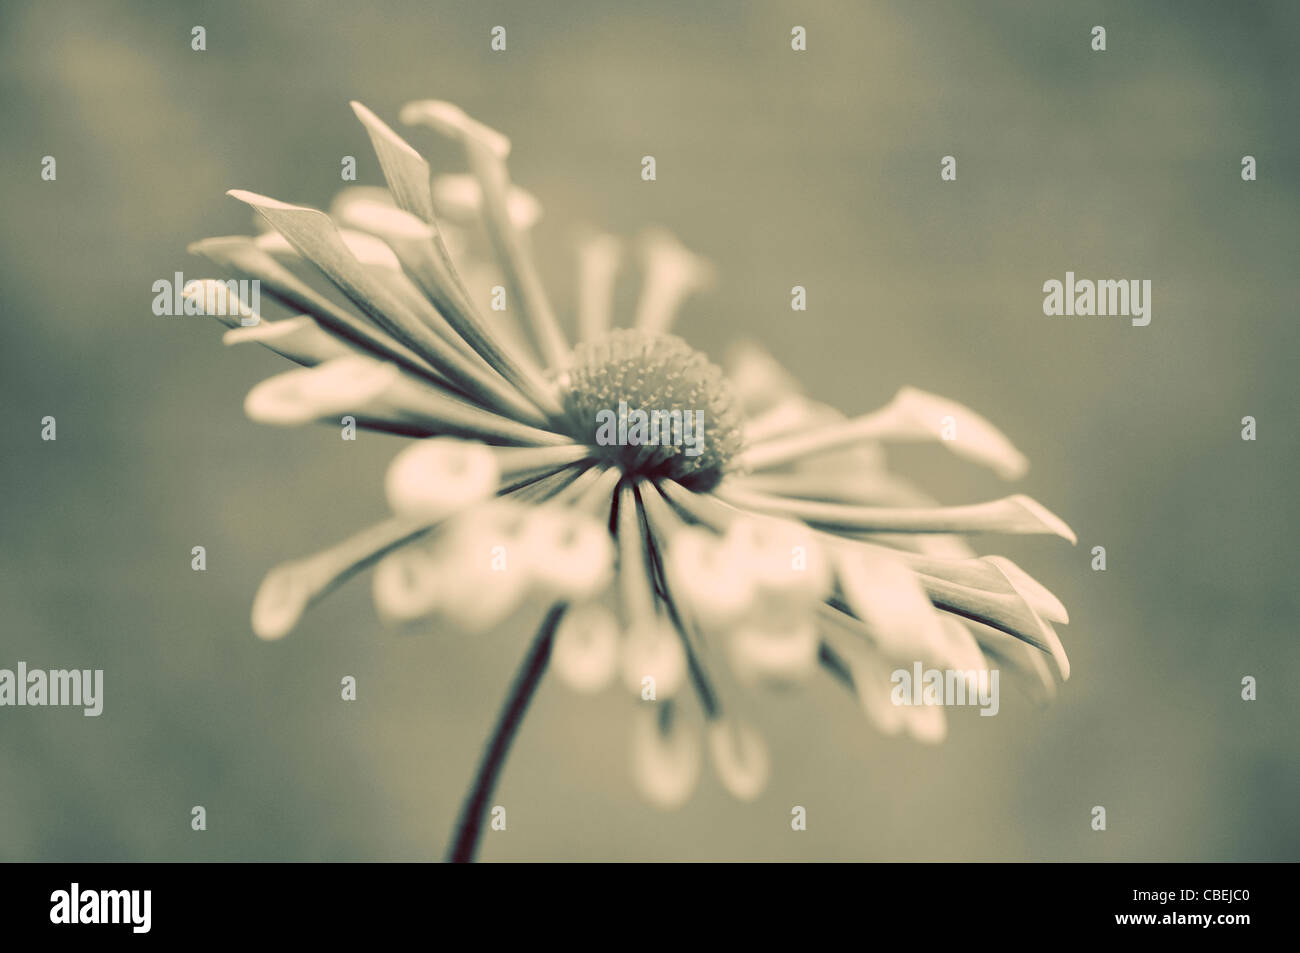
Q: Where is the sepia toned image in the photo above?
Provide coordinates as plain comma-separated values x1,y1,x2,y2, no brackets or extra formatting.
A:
1,0,1297,889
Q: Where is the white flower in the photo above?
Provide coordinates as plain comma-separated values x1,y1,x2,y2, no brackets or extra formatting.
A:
188,100,1074,849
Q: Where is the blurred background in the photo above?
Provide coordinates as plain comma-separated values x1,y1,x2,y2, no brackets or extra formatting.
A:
1,0,1297,861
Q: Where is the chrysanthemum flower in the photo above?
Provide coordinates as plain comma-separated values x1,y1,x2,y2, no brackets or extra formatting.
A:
187,99,1073,861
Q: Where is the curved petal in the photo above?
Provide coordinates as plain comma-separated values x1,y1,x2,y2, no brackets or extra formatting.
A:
432,173,542,231
717,487,1076,543
833,547,950,661
739,386,1029,480
251,517,431,640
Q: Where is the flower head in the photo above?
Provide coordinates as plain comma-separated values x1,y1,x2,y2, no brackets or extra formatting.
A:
189,99,1073,819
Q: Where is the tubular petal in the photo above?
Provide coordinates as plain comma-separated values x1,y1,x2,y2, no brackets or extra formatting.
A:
722,514,831,604
631,703,701,810
372,544,442,622
552,602,621,693
251,517,431,640
739,386,1029,479
432,173,542,230
516,507,615,599
244,356,399,426
820,626,907,735
716,488,1077,542
904,702,948,744
189,235,453,388
222,315,355,366
833,547,950,662
663,525,756,629
707,718,770,802
385,438,501,519
337,196,561,419
723,341,804,418
181,278,260,328
399,99,513,159
728,618,820,686
228,189,548,425
402,101,568,368
576,233,622,343
431,508,532,631
621,618,688,699
633,228,715,336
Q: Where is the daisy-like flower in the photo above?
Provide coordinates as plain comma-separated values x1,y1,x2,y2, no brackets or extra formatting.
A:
187,99,1073,862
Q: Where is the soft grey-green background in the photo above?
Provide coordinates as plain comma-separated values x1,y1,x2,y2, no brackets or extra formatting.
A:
1,0,1296,861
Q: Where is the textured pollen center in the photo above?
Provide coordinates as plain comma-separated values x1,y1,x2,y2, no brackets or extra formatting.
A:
557,329,744,490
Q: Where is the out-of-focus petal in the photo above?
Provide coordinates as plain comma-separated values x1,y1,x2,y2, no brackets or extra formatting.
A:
432,173,542,231
575,233,621,343
620,618,687,699
834,546,949,661
723,341,804,418
707,718,770,802
432,505,532,631
328,185,395,219
663,525,756,629
372,543,441,622
244,356,398,426
399,99,512,159
385,438,500,520
250,563,317,642
552,602,620,693
632,228,715,336
904,700,948,744
728,617,820,686
827,631,907,736
516,507,614,600
932,613,990,679
722,515,831,605
631,704,701,810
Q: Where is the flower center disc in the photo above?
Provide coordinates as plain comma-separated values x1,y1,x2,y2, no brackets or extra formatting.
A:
556,329,744,490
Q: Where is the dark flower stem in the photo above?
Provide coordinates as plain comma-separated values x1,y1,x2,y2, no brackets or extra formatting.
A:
446,604,565,863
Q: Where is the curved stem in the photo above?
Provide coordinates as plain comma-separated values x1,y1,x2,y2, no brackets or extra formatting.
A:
446,604,565,862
